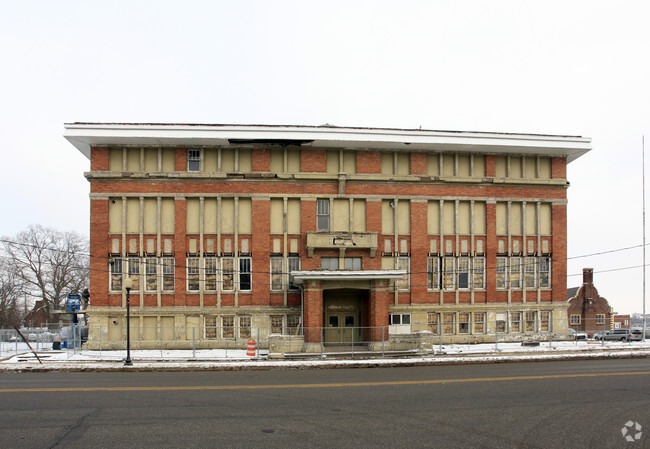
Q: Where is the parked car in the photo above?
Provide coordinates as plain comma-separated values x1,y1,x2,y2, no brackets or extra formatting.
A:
594,329,643,342
568,328,588,340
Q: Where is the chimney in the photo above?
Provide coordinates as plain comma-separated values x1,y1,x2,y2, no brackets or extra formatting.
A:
583,268,593,285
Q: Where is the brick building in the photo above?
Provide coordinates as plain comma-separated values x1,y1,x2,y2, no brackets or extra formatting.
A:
65,123,590,350
567,268,613,335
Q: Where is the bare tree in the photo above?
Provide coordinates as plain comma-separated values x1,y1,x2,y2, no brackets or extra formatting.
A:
0,259,24,327
2,225,89,321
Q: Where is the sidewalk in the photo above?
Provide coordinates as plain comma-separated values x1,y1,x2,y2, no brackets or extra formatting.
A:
1,341,648,372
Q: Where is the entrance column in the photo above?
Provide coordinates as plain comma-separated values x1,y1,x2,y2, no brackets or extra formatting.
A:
369,279,390,341
303,280,322,343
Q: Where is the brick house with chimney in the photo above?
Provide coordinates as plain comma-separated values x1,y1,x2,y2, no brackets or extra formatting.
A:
567,268,612,335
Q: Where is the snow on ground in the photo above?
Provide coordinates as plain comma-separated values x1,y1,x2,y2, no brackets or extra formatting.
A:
0,340,648,371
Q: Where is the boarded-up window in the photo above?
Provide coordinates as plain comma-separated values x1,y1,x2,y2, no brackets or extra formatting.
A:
287,199,300,234
352,199,366,232
161,148,175,172
473,202,486,235
186,199,200,234
221,199,235,234
458,201,470,234
427,312,440,334
442,154,454,176
109,148,123,171
126,198,140,234
427,154,440,176
525,157,536,179
428,201,440,235
382,200,395,234
109,198,122,234
161,199,175,234
126,148,140,171
510,156,522,178
496,203,507,235
239,149,252,172
270,199,283,234
397,201,410,235
270,149,283,173
287,149,301,173
443,312,455,334
442,201,454,235
525,203,536,235
473,155,485,177
333,199,349,232
539,157,551,179
495,156,507,178
510,203,522,235
343,151,356,174
326,151,339,174
144,148,158,172
396,153,410,175
222,150,235,172
204,199,217,234
238,198,252,234
540,204,551,235
457,155,470,177
381,153,394,174
143,199,157,234
204,149,218,172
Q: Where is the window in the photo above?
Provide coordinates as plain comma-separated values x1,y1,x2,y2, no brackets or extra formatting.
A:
205,257,218,291
270,257,283,291
288,256,301,290
239,316,251,339
496,318,506,333
271,315,284,334
187,257,200,291
427,312,440,335
458,312,470,334
473,312,485,334
525,311,536,332
540,311,551,332
222,258,234,291
222,316,234,338
511,312,521,333
428,257,441,290
321,257,338,270
570,314,581,325
443,312,455,334
188,150,200,171
443,257,455,290
457,257,470,289
510,257,521,289
396,257,409,290
539,257,551,288
239,257,252,291
145,257,157,292
389,313,411,325
205,316,218,339
472,257,485,289
524,257,537,289
496,257,508,289
287,315,301,334
596,314,605,325
110,258,123,291
162,257,175,291
128,258,140,291
344,257,362,270
317,199,330,231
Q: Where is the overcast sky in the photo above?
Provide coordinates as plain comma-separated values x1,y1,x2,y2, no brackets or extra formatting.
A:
1,1,649,314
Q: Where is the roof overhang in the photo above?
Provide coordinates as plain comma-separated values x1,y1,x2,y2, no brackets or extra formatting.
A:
64,123,591,163
290,270,407,286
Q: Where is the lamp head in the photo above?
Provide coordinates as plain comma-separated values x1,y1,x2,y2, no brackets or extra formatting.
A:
123,277,134,291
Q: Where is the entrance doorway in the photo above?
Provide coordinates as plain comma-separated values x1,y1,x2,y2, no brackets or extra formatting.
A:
323,290,368,344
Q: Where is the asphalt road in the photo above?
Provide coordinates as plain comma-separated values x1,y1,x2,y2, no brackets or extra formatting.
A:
1,359,649,449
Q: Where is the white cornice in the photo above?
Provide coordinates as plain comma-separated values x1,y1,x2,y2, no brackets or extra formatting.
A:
64,123,591,163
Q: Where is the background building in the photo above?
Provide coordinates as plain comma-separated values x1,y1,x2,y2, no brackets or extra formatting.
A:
65,123,591,351
567,268,613,336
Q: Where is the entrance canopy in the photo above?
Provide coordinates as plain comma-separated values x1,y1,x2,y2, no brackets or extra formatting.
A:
290,270,406,286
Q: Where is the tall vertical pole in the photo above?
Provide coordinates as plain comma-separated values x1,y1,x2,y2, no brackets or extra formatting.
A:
641,135,646,341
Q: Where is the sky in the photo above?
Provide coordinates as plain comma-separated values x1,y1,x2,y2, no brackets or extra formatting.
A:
1,1,649,314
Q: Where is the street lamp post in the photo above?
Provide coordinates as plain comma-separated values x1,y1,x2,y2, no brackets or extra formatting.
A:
124,277,133,366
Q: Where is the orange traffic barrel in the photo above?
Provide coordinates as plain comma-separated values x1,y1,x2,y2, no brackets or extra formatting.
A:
246,338,256,357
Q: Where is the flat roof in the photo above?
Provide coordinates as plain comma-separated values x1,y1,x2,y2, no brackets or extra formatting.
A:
290,270,407,285
64,122,591,163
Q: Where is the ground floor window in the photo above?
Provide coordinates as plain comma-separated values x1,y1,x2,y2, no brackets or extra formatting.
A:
443,312,455,334
205,316,218,339
540,311,551,332
510,312,521,333
525,311,537,332
458,312,470,334
427,312,440,335
287,315,301,334
596,314,605,325
570,314,581,325
271,315,284,334
239,316,251,339
222,316,234,338
389,313,411,325
473,312,485,334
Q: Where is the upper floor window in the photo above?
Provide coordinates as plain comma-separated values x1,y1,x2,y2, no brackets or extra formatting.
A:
188,150,201,171
321,257,338,270
317,199,329,231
